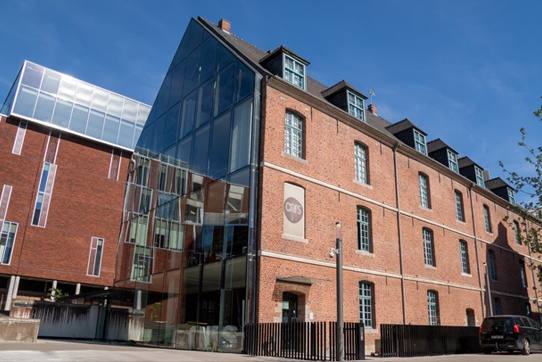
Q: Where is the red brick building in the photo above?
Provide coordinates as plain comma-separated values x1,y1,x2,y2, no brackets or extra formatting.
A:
110,16,542,354
0,61,150,310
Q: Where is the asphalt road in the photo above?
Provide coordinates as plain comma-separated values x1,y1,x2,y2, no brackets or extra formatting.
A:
0,340,540,361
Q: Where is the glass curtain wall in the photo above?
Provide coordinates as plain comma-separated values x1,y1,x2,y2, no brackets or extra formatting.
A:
114,19,257,352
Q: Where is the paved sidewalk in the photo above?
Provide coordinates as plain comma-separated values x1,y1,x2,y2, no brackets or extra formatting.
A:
0,339,538,361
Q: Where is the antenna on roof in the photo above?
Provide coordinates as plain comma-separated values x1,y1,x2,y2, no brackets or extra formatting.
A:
369,89,376,104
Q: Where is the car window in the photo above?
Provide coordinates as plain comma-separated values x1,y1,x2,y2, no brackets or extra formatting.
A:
514,317,525,326
520,317,532,328
527,318,540,329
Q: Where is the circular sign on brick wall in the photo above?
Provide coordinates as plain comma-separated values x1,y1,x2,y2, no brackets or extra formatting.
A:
284,197,303,223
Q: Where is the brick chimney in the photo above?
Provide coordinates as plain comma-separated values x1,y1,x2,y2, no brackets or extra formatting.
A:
368,104,378,116
218,18,231,33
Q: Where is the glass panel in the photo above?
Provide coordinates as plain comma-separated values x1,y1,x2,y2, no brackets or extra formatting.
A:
34,92,56,122
41,69,61,95
136,104,150,126
107,93,124,118
214,65,234,117
183,45,201,96
22,62,44,88
216,43,234,72
118,119,135,149
230,99,252,172
196,78,214,129
134,125,143,148
181,91,197,138
75,82,93,107
13,86,38,118
168,61,186,109
234,62,254,104
155,71,172,118
188,22,204,54
191,125,210,175
91,88,109,113
200,37,217,82
51,99,72,128
209,112,231,179
70,104,89,133
163,103,180,149
58,77,77,101
122,98,138,123
103,114,120,143
87,109,105,139
177,136,192,166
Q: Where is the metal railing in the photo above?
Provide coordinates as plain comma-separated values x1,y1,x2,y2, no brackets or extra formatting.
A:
244,321,364,361
380,324,481,357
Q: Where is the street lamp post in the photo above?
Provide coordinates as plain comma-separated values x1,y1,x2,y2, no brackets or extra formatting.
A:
483,262,493,317
336,222,344,362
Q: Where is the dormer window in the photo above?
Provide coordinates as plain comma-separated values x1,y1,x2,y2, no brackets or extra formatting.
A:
347,91,365,121
507,187,516,205
447,149,458,173
474,166,485,188
414,129,427,155
284,54,305,90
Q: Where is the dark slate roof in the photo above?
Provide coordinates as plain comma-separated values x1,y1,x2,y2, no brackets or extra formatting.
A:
427,138,459,154
321,80,368,100
260,45,310,66
485,177,511,190
458,156,482,169
386,118,427,135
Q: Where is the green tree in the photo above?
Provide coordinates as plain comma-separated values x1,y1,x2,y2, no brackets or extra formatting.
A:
500,98,542,312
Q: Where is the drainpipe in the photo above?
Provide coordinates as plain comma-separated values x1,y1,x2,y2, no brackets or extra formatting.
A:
468,185,486,319
392,144,407,325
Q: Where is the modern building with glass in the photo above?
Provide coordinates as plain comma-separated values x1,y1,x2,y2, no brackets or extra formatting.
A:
110,16,542,354
0,60,150,311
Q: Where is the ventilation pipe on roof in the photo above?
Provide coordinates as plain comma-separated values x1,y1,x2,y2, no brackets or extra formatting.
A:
218,18,231,33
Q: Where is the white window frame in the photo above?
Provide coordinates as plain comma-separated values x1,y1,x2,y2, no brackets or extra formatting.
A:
459,240,470,274
475,166,485,187
483,205,492,233
32,162,57,227
414,129,427,155
507,187,516,205
455,191,464,222
354,143,368,184
358,281,374,328
447,149,458,173
357,207,371,252
347,91,365,121
87,237,104,277
419,173,430,209
0,221,18,265
423,228,435,267
427,290,439,325
283,54,305,90
284,111,304,158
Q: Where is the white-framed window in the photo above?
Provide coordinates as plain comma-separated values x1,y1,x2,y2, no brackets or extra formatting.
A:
419,173,430,209
455,191,464,222
284,111,304,158
357,207,371,252
507,187,516,205
414,129,427,155
423,228,435,267
283,54,305,90
0,221,18,265
459,240,470,274
427,290,439,325
447,149,458,173
359,281,374,328
32,162,57,227
87,237,104,276
347,91,365,121
354,143,368,184
475,166,485,188
12,120,27,155
483,205,492,233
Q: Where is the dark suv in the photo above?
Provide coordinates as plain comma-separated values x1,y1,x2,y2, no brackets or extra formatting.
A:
480,315,542,355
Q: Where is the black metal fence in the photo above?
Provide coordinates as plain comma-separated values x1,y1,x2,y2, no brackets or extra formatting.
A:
244,321,364,360
380,324,481,357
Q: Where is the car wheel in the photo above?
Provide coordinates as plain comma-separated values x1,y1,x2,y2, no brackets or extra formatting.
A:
482,348,492,354
521,338,530,355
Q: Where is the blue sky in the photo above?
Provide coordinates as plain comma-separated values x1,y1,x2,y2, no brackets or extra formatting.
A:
1,0,540,203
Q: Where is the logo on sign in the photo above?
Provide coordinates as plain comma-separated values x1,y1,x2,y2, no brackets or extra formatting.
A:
284,197,303,223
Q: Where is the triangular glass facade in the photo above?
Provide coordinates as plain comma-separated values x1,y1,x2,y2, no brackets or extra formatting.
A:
113,19,260,351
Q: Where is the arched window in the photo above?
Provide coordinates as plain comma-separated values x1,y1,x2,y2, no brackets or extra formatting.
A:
357,207,372,252
284,111,304,159
419,173,431,209
423,228,435,267
354,142,369,184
